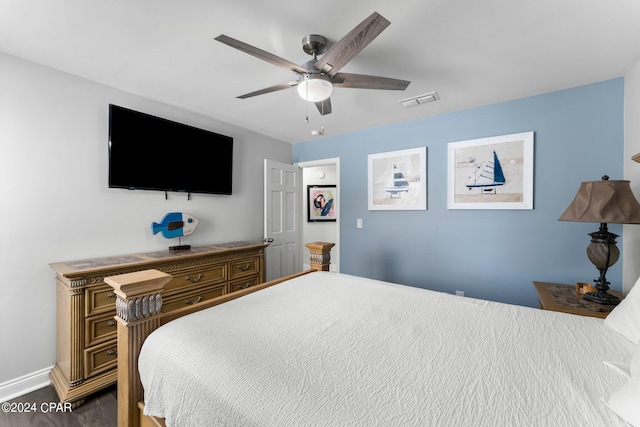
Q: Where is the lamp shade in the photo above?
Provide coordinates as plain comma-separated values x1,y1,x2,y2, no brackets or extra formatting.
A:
297,76,332,102
558,178,640,224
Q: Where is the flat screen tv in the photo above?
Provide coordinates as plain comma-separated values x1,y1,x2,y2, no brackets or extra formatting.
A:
108,104,233,195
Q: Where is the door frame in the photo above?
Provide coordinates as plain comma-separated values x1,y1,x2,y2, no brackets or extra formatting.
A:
296,157,340,273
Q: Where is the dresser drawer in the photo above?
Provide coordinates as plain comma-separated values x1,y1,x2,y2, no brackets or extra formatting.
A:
161,283,227,313
86,285,117,317
229,276,259,293
85,311,117,347
165,263,226,294
84,340,117,380
229,256,259,280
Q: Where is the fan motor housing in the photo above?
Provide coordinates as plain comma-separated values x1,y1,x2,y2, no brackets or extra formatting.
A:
302,34,328,56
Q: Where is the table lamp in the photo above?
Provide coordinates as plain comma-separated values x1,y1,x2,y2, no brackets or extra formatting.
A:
558,176,640,305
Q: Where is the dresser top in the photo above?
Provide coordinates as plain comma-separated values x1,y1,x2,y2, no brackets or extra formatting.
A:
50,241,266,277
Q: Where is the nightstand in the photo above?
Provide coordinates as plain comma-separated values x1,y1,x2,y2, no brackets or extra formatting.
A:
532,281,624,319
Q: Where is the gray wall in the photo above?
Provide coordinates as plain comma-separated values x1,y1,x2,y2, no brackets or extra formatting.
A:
294,78,626,307
0,52,291,386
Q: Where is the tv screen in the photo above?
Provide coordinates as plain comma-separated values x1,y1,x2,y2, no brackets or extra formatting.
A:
108,104,233,195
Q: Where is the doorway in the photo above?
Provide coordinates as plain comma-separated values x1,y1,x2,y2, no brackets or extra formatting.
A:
297,158,340,272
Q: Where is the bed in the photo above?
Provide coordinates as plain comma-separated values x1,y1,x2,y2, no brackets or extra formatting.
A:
105,246,640,427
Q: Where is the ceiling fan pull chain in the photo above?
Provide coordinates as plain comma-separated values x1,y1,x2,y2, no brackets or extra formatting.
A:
305,75,310,123
306,74,309,101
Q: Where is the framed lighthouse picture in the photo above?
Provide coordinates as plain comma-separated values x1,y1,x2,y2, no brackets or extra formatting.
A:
447,132,534,210
368,147,427,211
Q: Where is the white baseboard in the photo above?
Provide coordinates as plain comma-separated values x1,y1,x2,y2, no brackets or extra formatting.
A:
0,366,52,403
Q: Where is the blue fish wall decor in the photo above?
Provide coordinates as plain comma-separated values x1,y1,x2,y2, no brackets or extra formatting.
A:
151,212,199,239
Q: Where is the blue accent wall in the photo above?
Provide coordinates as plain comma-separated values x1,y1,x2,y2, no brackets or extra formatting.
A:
293,79,624,307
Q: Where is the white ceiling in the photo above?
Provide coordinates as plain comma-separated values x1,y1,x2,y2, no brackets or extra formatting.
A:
1,0,639,143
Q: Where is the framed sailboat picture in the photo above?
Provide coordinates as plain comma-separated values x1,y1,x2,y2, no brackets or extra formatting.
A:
447,132,534,210
368,147,427,210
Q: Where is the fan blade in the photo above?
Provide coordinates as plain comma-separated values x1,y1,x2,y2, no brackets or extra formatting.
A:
215,35,309,74
313,12,390,77
237,81,298,99
315,98,332,115
332,73,410,90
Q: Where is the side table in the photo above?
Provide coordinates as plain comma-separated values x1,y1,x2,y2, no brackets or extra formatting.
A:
532,281,623,319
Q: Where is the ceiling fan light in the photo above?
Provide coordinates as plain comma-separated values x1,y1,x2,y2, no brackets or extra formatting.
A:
298,77,333,102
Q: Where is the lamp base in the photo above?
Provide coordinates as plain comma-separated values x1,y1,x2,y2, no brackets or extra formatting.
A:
584,290,620,305
582,223,621,306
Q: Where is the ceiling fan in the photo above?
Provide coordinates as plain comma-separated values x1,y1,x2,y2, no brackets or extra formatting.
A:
214,12,410,116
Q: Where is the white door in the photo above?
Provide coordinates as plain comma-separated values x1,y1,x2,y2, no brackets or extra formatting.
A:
264,159,301,281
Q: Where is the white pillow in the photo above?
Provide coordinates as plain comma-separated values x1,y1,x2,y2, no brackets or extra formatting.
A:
603,361,631,379
606,378,640,426
604,277,640,344
606,345,640,426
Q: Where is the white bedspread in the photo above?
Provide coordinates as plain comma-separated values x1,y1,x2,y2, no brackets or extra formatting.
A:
138,272,634,426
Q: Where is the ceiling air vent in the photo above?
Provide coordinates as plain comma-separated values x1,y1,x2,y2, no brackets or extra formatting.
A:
399,91,440,108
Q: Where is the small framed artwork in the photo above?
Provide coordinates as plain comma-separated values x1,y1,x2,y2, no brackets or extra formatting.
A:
307,185,337,222
447,131,534,210
368,147,427,210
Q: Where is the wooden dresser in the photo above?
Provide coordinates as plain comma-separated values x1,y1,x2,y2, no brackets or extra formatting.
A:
49,241,266,406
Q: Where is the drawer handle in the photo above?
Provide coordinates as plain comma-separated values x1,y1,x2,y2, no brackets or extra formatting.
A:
106,349,117,356
107,292,116,298
107,320,116,327
185,273,204,283
237,264,251,272
238,282,251,290
185,296,203,305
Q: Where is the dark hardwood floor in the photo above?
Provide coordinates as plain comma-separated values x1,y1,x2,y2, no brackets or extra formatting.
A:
0,385,117,427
